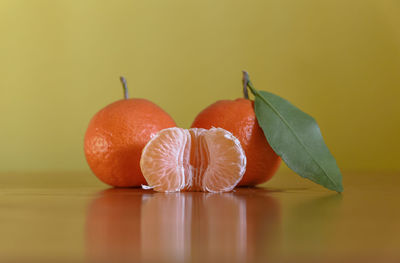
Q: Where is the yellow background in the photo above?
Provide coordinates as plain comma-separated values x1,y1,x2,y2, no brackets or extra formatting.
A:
1,0,399,173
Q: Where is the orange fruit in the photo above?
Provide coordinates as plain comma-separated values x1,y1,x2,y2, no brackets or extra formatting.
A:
84,77,176,187
191,98,281,186
140,127,246,192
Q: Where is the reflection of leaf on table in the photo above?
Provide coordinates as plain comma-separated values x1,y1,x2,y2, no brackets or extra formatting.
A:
284,193,343,256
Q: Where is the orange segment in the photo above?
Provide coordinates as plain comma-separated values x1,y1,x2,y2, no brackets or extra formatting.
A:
140,128,188,192
140,127,246,193
202,128,246,192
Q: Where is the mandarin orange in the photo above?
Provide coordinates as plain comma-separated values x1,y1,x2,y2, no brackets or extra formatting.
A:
84,77,176,187
140,127,246,192
191,98,281,186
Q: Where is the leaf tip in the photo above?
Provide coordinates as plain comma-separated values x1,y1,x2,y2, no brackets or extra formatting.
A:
330,182,343,193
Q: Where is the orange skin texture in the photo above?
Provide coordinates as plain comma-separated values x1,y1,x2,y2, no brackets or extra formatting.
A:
84,99,176,187
191,98,281,186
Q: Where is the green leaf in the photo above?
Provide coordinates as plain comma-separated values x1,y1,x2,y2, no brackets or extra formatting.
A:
244,73,343,192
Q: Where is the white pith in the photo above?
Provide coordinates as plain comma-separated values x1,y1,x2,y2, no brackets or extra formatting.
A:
140,127,247,193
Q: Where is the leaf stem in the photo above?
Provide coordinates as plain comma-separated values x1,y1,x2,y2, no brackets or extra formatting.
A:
120,76,129,99
242,71,250,99
242,70,259,98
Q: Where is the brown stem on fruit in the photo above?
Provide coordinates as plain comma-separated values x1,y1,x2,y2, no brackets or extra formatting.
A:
120,76,129,99
242,70,250,99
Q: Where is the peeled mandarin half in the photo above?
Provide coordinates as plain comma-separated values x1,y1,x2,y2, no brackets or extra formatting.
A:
140,127,247,193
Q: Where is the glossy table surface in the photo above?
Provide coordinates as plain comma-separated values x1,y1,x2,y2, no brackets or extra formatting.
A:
0,171,399,263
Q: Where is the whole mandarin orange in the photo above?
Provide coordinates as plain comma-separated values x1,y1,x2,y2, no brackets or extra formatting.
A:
191,97,280,186
84,77,176,187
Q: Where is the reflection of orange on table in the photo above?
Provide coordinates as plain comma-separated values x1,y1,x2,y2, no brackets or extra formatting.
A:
1,172,399,262
86,187,281,263
85,188,145,263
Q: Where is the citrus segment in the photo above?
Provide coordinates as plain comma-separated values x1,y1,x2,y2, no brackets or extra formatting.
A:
202,128,247,192
140,127,246,193
139,128,188,192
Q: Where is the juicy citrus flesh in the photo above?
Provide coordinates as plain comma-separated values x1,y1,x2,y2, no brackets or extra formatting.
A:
140,127,247,193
